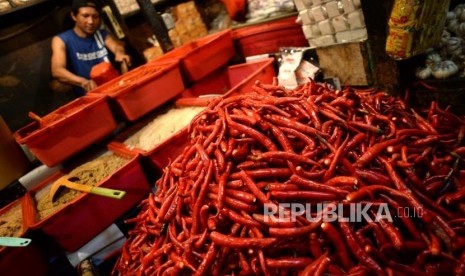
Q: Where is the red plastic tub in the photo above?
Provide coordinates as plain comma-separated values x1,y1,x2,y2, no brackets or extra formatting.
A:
153,29,235,83
0,198,49,276
14,94,117,167
26,149,151,252
89,61,185,121
232,16,309,57
109,58,276,170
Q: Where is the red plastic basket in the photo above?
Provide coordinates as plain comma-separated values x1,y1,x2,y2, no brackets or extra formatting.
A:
14,94,117,167
26,149,151,252
0,198,49,275
232,16,308,57
109,58,276,170
153,29,235,83
88,61,184,121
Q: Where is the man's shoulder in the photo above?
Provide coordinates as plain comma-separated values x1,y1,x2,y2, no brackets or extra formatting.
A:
57,29,77,42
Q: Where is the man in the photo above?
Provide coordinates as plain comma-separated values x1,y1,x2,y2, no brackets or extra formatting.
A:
51,0,131,95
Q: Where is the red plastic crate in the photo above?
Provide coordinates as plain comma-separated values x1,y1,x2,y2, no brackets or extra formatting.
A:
0,198,49,276
88,61,185,121
232,16,309,57
14,94,117,167
109,58,276,170
153,29,235,83
26,150,151,252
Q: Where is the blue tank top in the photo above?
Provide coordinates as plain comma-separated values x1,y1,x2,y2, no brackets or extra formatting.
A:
58,29,112,95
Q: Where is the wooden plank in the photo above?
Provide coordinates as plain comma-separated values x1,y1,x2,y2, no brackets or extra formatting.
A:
315,42,372,86
135,0,173,53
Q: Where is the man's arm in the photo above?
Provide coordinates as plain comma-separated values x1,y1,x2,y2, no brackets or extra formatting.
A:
104,35,131,70
51,36,97,91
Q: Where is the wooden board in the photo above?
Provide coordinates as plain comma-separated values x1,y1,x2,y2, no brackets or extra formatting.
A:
316,42,372,86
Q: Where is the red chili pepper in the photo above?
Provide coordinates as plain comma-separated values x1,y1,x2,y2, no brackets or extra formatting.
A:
411,136,440,147
254,151,320,166
303,101,322,130
236,170,268,204
210,231,277,249
411,189,454,221
379,157,409,191
263,182,300,191
202,118,222,147
455,252,465,275
300,251,328,276
223,138,236,159
295,167,326,179
339,221,385,275
324,176,358,187
344,133,367,153
396,128,435,139
376,216,403,250
157,186,177,222
355,169,391,186
265,114,326,138
444,188,465,205
289,174,349,196
356,138,400,167
330,96,355,109
191,161,213,235
411,108,438,134
265,257,313,268
319,107,347,127
230,167,292,180
216,162,231,210
388,260,428,276
194,242,218,276
349,121,383,134
321,222,354,270
230,113,258,126
324,135,350,182
252,213,295,228
226,112,278,151
322,102,348,119
281,126,317,150
207,193,257,213
379,195,422,241
221,208,262,228
314,255,331,276
269,220,322,237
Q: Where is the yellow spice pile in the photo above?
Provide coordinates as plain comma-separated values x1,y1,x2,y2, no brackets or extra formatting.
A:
0,202,23,238
36,154,128,220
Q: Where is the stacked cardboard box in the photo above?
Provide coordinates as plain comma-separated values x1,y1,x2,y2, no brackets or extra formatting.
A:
144,1,209,61
113,0,162,16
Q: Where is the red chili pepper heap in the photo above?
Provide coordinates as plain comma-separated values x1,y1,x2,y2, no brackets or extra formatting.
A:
114,79,465,275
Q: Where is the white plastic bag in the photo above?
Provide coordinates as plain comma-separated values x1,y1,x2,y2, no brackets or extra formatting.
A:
246,0,296,21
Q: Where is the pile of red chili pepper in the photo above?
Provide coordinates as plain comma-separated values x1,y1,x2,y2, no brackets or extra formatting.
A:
114,79,465,275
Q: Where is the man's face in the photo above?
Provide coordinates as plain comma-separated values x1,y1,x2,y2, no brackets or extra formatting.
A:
72,7,101,36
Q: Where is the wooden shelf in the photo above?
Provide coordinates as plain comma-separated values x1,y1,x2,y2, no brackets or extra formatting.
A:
0,0,53,16
119,0,186,18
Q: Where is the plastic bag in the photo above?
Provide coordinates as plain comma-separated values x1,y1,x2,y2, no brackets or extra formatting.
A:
246,0,296,22
278,47,320,89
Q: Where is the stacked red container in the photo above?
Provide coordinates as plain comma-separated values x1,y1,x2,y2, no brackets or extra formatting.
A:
26,148,151,252
109,58,276,170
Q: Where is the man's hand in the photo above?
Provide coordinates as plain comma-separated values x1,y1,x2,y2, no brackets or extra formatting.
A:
81,79,98,92
115,52,131,68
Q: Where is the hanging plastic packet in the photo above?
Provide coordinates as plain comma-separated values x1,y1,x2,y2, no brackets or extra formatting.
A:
278,47,320,89
386,0,451,59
